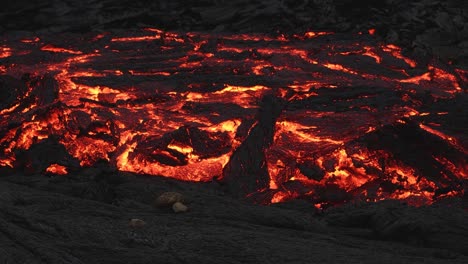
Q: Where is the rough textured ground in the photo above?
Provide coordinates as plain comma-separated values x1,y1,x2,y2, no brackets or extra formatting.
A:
0,1,467,263
0,166,467,264
1,0,467,67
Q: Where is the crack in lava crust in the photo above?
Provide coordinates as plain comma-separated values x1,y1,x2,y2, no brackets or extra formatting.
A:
0,28,466,207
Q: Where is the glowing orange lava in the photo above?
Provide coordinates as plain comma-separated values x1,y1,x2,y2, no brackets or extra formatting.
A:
41,44,82,54
46,164,68,175
0,28,466,207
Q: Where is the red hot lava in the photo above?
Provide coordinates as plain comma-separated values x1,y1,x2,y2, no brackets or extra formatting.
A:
0,28,466,207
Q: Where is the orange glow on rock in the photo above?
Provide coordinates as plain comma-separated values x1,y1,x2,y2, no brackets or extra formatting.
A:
111,35,161,42
20,37,40,43
362,46,382,63
419,124,456,143
0,46,12,58
46,164,68,175
303,31,332,38
382,44,417,68
1,28,466,208
41,44,83,54
400,72,431,84
429,66,462,90
323,63,358,75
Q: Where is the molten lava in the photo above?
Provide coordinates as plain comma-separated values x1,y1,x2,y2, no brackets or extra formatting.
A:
0,28,466,207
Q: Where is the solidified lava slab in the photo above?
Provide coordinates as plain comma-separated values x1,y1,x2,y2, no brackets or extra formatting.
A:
0,28,466,206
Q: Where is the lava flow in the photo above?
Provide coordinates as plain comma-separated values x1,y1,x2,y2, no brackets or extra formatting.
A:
0,28,466,207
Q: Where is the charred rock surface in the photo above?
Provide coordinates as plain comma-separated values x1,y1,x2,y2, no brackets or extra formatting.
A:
1,0,467,67
0,28,466,206
0,169,467,264
0,1,467,263
222,94,285,197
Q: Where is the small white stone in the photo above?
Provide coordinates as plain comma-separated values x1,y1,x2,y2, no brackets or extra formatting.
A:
172,202,188,213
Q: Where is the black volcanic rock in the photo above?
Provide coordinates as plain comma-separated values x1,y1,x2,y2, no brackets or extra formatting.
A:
222,95,285,197
14,137,80,175
0,75,28,111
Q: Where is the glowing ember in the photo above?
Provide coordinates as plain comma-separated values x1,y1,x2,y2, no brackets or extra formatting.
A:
41,44,82,54
0,46,12,58
46,164,68,175
382,44,417,68
0,28,466,207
